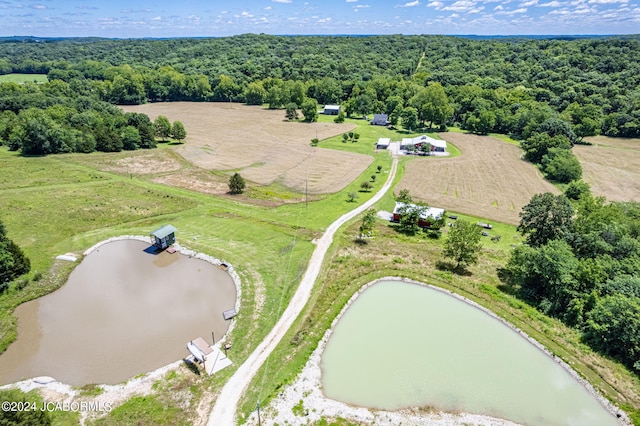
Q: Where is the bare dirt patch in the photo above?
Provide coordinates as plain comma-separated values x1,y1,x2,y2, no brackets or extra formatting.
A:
396,133,559,225
121,102,371,194
574,136,640,202
70,149,183,175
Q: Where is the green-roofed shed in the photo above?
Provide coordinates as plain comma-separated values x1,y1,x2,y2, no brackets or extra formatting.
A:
151,224,177,250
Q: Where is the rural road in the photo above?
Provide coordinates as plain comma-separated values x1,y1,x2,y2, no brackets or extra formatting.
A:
207,155,399,425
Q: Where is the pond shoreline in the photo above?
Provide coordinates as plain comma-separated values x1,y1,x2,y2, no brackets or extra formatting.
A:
0,235,242,423
252,277,630,426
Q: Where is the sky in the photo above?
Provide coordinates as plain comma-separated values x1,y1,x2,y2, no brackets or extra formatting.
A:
0,0,639,38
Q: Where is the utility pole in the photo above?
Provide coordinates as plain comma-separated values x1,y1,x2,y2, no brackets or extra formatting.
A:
305,179,308,208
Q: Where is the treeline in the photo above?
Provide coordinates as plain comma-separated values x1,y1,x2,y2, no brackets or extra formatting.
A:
505,189,640,372
0,79,156,154
0,35,638,139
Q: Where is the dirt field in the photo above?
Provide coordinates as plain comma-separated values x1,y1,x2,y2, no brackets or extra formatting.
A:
120,102,370,194
396,133,559,225
574,136,640,202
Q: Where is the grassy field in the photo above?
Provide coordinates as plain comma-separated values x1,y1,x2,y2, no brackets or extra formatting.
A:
1,103,639,425
0,73,48,84
396,132,559,225
575,135,640,202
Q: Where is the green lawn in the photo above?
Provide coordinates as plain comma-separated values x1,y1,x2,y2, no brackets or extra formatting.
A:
0,73,48,84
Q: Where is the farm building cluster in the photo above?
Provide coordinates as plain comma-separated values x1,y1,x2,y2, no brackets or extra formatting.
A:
320,104,448,156
376,134,448,156
392,202,445,228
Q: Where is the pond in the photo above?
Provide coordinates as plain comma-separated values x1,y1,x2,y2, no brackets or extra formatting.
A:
321,280,619,426
0,239,237,386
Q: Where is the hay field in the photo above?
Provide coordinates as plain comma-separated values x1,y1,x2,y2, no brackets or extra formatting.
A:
574,136,640,202
121,102,370,194
396,133,559,225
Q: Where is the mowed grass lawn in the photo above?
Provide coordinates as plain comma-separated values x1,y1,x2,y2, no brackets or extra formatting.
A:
0,73,48,84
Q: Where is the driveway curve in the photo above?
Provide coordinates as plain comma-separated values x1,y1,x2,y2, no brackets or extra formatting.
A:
208,155,399,425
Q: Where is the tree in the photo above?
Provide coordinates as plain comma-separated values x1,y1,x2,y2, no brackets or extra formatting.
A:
244,82,267,105
506,239,580,313
171,120,187,142
564,180,591,201
154,115,171,142
397,203,426,235
333,111,345,123
401,107,419,131
285,102,298,121
360,181,373,192
541,148,582,183
347,192,358,203
518,192,574,247
396,189,412,203
120,125,141,150
521,133,572,164
377,165,382,173
584,294,640,371
301,98,318,122
358,208,377,239
228,173,246,194
0,220,30,292
442,219,483,270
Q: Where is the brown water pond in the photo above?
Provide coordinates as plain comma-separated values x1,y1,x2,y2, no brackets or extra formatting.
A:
0,239,237,386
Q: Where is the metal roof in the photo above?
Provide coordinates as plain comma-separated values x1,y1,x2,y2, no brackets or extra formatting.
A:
151,224,177,239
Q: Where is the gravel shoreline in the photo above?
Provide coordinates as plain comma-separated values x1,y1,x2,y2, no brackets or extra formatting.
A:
247,277,630,426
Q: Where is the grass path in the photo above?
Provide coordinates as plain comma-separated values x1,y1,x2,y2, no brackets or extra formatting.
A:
207,154,399,425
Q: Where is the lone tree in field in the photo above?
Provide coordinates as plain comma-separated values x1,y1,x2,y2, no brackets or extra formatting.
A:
443,219,482,270
228,173,246,195
360,181,373,192
154,115,171,141
285,103,298,121
171,120,187,142
301,98,318,122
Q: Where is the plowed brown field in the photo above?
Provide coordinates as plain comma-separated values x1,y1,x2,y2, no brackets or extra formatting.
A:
120,102,370,195
396,133,559,225
575,136,640,202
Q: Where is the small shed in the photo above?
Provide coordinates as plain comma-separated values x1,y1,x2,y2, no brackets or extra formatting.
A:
371,113,390,126
376,137,391,150
151,224,177,250
323,105,341,115
392,202,445,228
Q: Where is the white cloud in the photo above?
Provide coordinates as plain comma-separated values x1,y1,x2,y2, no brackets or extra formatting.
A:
31,4,47,9
588,0,628,3
427,1,444,7
538,1,563,6
272,0,293,3
346,0,359,2
442,1,478,12
317,17,332,22
241,11,254,18
265,6,272,10
356,4,370,8
151,16,161,21
496,7,528,13
494,4,504,9
401,1,421,7
520,0,538,6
